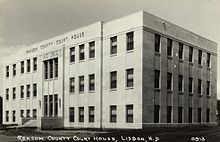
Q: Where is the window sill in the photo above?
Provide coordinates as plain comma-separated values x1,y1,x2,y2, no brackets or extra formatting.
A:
89,57,95,61
13,99,16,101
44,77,58,81
189,62,194,65
33,96,37,99
167,56,173,60
88,90,95,93
70,62,75,65
178,91,184,95
154,52,161,56
110,54,117,57
27,97,31,99
198,94,202,97
20,98,24,100
198,65,202,68
207,67,211,70
126,50,134,54
154,88,161,92
189,93,193,96
126,87,134,90
27,72,31,74
167,90,173,93
207,95,211,98
33,70,37,73
69,92,75,95
110,88,117,92
79,60,85,63
179,59,184,63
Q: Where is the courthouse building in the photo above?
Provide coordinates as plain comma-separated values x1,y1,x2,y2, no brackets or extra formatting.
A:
2,11,217,129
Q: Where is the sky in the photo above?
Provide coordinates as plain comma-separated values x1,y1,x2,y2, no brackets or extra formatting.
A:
0,0,220,98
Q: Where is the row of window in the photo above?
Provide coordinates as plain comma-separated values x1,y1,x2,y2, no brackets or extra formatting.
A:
155,34,211,67
6,58,37,78
69,32,134,63
69,104,134,123
5,84,37,100
155,70,211,95
5,109,37,122
154,105,210,123
69,68,134,93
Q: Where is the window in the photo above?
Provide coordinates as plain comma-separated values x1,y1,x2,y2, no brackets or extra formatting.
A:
189,47,193,63
206,109,210,123
110,36,117,55
54,94,58,117
110,71,117,89
12,110,16,122
126,32,134,51
33,83,37,97
33,57,37,71
207,81,210,95
6,111,9,122
79,107,84,122
26,84,30,98
44,96,48,117
89,74,95,91
6,88,9,100
49,60,53,78
20,110,24,118
21,61,24,73
13,64,16,76
179,43,183,59
89,106,95,122
54,58,58,78
167,38,173,56
189,77,193,94
207,53,211,68
79,76,84,92
70,47,75,63
26,110,30,118
198,50,202,65
44,61,48,79
79,44,85,61
89,41,95,58
69,77,75,93
178,75,183,92
154,70,160,89
20,86,24,99
155,34,160,53
49,95,53,117
189,107,192,123
126,105,133,123
167,106,172,123
167,72,172,90
126,68,134,88
178,107,183,123
6,66,9,77
198,108,201,123
13,87,16,100
110,105,117,123
69,107,74,122
44,58,58,79
154,105,160,123
27,59,31,72
198,79,202,95
33,109,37,118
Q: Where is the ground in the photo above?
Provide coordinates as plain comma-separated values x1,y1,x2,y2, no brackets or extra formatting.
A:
0,126,220,142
